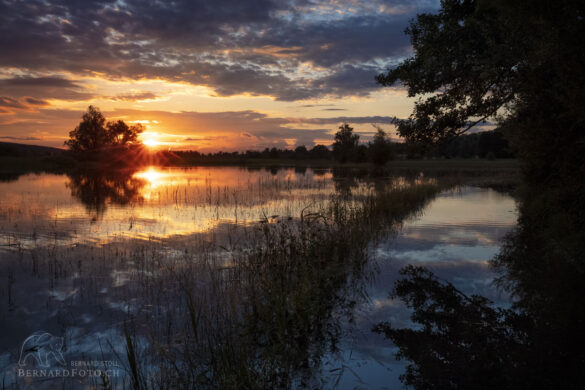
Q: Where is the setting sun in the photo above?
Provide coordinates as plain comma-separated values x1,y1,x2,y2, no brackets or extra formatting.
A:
141,132,162,148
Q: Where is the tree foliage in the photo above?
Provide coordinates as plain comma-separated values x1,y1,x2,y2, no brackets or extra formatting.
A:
65,106,144,154
368,127,393,165
332,123,360,163
377,0,517,144
378,0,585,177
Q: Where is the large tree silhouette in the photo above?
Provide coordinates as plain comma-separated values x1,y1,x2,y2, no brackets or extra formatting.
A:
378,0,585,180
65,106,144,153
375,1,585,388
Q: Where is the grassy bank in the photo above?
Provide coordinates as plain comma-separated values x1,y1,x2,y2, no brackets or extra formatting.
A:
1,154,519,172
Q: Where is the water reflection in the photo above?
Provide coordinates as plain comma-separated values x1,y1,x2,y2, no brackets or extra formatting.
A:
375,178,585,388
0,167,518,388
67,169,146,219
0,167,338,248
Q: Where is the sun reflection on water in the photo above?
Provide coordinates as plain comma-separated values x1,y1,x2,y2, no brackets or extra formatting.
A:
134,166,169,186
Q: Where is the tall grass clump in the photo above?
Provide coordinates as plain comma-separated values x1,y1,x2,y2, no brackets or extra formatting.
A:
148,179,452,389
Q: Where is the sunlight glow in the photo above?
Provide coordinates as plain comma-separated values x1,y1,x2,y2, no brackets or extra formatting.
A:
141,131,162,148
134,167,168,187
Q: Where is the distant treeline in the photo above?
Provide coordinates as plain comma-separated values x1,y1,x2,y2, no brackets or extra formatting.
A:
164,129,513,165
408,130,514,159
0,141,63,157
1,127,514,172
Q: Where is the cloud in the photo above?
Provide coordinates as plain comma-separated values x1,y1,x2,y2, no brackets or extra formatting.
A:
24,97,50,106
0,76,93,101
109,92,159,101
285,115,395,125
0,96,50,113
0,0,438,100
0,97,26,109
0,76,80,88
184,136,216,142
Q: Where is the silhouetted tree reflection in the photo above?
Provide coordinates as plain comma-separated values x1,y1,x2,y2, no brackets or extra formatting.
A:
331,167,370,197
375,178,585,389
67,169,145,218
493,180,585,387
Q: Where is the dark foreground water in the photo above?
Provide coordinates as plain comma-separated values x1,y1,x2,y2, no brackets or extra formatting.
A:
0,167,516,389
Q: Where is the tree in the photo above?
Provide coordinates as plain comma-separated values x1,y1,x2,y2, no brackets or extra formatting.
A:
65,106,143,154
478,130,512,158
332,123,359,163
368,127,393,165
106,120,143,146
294,145,308,159
309,144,331,160
65,106,109,153
376,0,516,144
377,0,585,181
374,2,585,388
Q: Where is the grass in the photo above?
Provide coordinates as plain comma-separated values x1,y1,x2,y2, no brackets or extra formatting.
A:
121,177,454,389
1,165,507,389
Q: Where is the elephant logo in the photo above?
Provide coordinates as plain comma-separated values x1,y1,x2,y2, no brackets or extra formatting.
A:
18,332,66,367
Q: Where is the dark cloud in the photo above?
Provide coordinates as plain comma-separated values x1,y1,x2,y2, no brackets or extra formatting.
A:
0,0,438,100
0,76,80,88
24,97,49,106
0,96,50,113
0,97,25,109
286,115,395,125
0,76,93,101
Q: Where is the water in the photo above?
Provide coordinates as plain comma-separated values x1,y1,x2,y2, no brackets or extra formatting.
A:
0,167,517,389
327,187,516,389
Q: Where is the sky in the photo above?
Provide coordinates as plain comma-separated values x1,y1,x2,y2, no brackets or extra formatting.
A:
0,0,442,152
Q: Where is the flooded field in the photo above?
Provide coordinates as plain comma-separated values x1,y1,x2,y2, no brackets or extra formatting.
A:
0,166,516,389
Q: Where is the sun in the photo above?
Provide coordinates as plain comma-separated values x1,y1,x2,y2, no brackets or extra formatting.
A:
143,138,160,147
141,132,162,148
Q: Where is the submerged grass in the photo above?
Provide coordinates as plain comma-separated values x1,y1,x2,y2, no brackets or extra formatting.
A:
133,179,454,389
0,168,471,389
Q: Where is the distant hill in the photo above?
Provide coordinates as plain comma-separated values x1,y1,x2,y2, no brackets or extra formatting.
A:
0,141,65,157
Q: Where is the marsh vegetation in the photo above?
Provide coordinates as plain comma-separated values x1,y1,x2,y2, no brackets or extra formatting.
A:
0,165,517,389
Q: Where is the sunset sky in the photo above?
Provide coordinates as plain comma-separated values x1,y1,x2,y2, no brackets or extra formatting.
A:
0,0,445,152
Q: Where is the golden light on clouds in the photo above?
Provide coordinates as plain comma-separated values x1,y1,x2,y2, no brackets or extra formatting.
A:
0,0,429,151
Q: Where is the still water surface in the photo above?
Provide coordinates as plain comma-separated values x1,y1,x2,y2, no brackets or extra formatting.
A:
0,167,516,388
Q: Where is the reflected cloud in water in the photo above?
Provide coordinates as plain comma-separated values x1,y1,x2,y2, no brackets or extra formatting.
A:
0,167,519,388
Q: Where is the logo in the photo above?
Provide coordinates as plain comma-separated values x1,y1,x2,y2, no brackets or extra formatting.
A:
12,330,123,385
18,332,66,368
